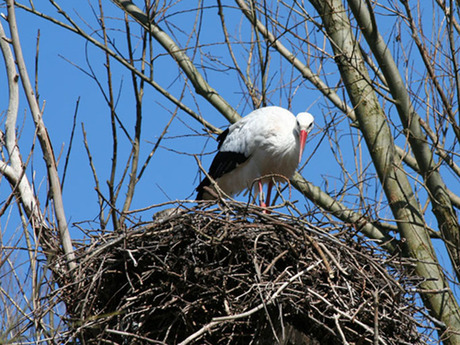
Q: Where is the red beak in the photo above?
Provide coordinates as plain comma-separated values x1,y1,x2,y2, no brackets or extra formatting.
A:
299,130,308,164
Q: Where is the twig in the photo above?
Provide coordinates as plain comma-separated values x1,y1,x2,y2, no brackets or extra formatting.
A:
105,328,165,344
61,97,80,190
374,289,379,345
334,314,350,345
81,122,106,228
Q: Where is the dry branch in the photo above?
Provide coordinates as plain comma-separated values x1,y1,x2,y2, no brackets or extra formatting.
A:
6,0,76,272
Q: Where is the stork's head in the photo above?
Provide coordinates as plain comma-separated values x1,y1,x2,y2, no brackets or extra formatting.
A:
296,112,315,163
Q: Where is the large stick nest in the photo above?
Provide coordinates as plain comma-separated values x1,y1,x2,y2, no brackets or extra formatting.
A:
62,202,425,344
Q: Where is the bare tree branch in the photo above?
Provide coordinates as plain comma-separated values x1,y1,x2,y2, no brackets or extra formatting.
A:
5,0,76,273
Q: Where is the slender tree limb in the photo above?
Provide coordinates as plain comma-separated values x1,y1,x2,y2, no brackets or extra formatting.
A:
0,18,57,259
445,0,460,128
81,122,106,228
97,1,120,231
120,11,145,223
0,20,37,212
418,117,460,178
137,109,177,182
6,0,76,273
61,97,79,190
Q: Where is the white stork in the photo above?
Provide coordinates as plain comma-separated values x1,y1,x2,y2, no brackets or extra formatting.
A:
196,106,314,207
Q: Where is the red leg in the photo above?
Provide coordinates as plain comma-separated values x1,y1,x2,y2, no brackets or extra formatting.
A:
265,181,273,207
258,181,267,208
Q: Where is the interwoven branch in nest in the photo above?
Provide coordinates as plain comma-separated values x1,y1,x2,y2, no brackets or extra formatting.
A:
62,202,424,344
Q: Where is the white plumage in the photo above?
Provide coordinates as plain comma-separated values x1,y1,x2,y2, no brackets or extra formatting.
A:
196,106,314,207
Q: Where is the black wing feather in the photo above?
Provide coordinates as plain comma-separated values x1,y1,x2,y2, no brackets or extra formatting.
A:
216,128,229,149
196,150,248,199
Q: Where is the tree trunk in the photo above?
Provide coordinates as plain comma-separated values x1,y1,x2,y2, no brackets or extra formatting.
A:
308,0,460,342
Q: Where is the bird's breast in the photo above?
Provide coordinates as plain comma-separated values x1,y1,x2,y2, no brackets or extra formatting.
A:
253,134,299,180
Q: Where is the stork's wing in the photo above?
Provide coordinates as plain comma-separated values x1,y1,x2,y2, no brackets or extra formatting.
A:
196,150,248,199
196,110,262,199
